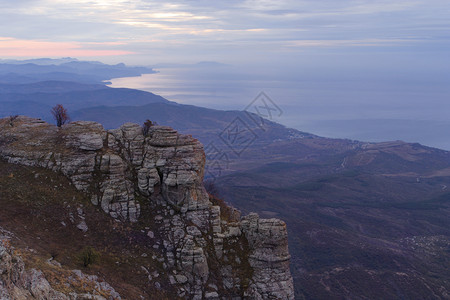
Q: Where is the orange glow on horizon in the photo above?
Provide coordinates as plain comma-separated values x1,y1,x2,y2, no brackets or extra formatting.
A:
0,37,133,57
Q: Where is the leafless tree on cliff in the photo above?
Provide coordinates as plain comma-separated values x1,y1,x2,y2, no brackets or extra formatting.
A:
9,115,18,127
51,104,70,127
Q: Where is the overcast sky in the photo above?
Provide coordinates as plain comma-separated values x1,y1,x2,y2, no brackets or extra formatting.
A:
1,0,450,148
0,0,449,65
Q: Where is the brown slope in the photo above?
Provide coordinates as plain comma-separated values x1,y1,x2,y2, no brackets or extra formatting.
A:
213,140,450,299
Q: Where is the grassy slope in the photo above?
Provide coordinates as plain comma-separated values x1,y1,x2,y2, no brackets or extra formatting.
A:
0,159,176,299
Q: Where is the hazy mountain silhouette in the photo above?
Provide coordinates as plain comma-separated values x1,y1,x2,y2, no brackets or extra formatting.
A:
0,82,170,120
0,60,155,84
0,81,108,94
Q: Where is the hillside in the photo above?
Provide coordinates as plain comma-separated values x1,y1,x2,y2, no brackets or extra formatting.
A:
0,116,295,299
0,82,170,122
0,159,161,299
214,141,450,299
71,102,311,145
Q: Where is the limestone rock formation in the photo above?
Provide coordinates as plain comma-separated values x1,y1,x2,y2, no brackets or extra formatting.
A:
0,116,294,299
0,240,120,299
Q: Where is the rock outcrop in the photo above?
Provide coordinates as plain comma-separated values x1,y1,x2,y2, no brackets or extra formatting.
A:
0,116,294,299
0,239,121,299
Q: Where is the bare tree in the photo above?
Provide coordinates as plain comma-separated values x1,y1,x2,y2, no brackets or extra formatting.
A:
51,104,70,127
9,115,18,127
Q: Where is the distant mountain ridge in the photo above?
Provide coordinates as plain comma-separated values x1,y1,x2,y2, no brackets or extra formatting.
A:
0,59,155,84
0,81,108,93
0,57,80,65
0,81,171,121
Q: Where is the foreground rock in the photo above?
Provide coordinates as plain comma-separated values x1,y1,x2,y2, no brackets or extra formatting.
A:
0,240,120,299
0,116,295,299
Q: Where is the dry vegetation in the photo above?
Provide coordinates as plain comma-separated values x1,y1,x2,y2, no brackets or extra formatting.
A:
0,159,175,299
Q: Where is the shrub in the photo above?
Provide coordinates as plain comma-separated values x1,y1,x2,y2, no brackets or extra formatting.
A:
78,246,100,267
9,115,18,127
206,182,240,222
142,119,157,136
51,104,70,127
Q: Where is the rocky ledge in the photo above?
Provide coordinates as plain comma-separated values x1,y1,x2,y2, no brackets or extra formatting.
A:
0,239,120,299
0,116,294,299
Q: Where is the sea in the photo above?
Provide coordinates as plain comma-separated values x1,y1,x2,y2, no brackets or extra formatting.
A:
108,64,450,150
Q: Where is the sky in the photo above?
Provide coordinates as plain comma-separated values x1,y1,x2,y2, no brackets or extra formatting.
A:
1,0,450,148
1,0,449,64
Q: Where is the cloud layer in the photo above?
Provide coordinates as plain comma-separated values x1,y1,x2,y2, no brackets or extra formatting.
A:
0,0,449,63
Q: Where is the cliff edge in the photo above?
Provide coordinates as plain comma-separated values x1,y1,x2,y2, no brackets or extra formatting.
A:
0,116,294,299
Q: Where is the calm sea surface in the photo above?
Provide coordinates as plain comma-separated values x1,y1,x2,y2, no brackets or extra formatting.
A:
109,66,450,150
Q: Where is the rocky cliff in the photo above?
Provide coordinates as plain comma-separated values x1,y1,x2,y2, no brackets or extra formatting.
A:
0,116,294,299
